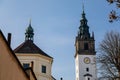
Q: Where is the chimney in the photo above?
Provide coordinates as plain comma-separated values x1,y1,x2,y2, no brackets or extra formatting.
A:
7,33,11,46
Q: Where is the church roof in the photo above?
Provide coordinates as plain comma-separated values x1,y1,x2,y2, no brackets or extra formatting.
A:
14,40,52,58
77,5,95,40
78,9,90,39
14,21,52,59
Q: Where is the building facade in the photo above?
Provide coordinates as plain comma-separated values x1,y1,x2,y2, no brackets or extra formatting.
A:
75,9,97,80
14,22,53,80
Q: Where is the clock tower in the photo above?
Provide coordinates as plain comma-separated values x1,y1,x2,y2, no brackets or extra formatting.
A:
75,8,97,80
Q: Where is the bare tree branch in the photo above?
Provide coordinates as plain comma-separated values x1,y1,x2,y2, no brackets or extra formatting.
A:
98,31,120,80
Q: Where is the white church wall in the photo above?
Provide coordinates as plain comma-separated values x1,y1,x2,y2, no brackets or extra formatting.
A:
75,55,97,80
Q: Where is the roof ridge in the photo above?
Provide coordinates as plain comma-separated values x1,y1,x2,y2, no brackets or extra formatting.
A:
14,40,53,58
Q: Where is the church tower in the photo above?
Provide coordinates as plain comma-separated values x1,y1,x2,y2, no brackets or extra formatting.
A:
75,7,97,80
14,21,53,80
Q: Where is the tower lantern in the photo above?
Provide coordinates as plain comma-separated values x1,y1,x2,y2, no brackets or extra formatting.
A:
25,20,34,42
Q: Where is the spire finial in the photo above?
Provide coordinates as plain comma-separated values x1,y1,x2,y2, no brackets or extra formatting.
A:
82,3,85,14
82,3,84,12
29,18,31,26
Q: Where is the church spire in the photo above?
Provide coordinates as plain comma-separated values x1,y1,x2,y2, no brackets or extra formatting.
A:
81,4,86,20
78,5,90,39
25,19,34,42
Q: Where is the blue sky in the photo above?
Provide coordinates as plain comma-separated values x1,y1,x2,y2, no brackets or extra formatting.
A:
0,0,120,80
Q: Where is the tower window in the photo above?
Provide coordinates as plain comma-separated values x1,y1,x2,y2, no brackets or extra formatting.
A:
88,77,90,80
23,63,29,69
84,43,89,50
86,68,89,72
42,65,46,73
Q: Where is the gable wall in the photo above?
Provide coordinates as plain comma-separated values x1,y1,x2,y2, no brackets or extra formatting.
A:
16,54,52,80
0,33,29,80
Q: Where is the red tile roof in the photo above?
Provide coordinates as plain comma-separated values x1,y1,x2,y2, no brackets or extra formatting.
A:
14,40,52,58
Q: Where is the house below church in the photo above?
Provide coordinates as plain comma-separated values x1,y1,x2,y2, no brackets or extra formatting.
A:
0,30,37,80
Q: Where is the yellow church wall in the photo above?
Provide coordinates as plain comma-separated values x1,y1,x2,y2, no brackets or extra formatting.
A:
16,53,53,80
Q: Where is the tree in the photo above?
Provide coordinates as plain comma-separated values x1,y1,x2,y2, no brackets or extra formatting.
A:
107,0,120,22
98,31,120,80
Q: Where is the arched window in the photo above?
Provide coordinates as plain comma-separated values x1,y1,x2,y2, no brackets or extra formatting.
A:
88,77,90,80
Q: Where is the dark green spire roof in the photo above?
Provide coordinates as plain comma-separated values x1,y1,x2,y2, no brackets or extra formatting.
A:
81,5,87,21
78,8,90,39
25,20,34,42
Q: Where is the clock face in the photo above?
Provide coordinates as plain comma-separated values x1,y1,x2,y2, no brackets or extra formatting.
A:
84,57,90,64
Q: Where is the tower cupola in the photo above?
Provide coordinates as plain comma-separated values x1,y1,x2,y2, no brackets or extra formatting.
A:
25,20,34,42
78,7,90,39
